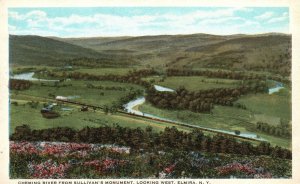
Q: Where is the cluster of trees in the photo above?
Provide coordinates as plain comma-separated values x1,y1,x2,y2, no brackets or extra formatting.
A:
40,82,72,88
46,69,155,88
166,69,266,80
101,89,143,114
117,89,143,108
256,121,291,138
146,81,268,112
10,125,291,159
9,79,32,90
66,57,138,68
86,83,127,91
166,69,290,84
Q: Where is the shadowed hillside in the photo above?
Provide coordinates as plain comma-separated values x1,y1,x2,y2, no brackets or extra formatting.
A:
9,35,138,66
10,33,291,76
55,33,292,76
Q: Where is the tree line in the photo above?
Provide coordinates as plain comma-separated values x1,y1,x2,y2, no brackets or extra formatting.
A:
9,79,32,90
166,69,290,84
66,57,138,68
46,69,155,88
146,81,268,113
10,125,291,160
256,121,291,138
86,83,127,91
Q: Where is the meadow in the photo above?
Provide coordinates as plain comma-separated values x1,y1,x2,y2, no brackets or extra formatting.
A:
143,76,240,91
9,101,193,135
138,92,291,149
11,80,143,107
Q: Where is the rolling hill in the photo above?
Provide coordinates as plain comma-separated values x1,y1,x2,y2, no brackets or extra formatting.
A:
9,33,291,76
9,35,138,66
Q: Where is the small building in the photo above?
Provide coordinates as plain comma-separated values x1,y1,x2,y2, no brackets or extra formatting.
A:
56,96,68,100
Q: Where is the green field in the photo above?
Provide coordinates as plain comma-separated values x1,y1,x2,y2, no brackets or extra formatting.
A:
138,99,291,149
9,73,292,149
237,88,291,122
9,101,193,135
143,76,239,91
139,102,253,130
11,80,143,107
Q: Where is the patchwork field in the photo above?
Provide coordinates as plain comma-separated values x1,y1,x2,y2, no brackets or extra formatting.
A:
10,67,292,148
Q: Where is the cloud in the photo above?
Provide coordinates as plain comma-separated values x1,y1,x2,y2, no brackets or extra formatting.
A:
9,10,47,20
199,17,244,25
268,12,289,23
8,8,287,37
235,20,260,29
8,24,16,31
268,16,288,23
255,12,274,20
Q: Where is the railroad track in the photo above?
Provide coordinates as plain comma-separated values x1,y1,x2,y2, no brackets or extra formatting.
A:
12,93,264,142
56,99,264,143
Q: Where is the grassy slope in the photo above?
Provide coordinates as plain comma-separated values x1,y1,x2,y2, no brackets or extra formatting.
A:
182,35,291,74
9,35,103,66
237,88,291,123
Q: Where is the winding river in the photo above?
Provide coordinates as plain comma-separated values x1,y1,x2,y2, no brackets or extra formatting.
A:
12,72,283,140
123,89,264,140
124,82,286,141
10,72,59,82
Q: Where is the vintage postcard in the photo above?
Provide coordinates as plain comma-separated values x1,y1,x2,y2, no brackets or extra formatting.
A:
0,0,299,183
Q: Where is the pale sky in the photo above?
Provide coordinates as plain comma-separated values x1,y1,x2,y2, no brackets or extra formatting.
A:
8,7,289,37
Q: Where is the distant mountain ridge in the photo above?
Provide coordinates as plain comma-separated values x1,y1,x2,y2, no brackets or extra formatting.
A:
9,33,291,76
